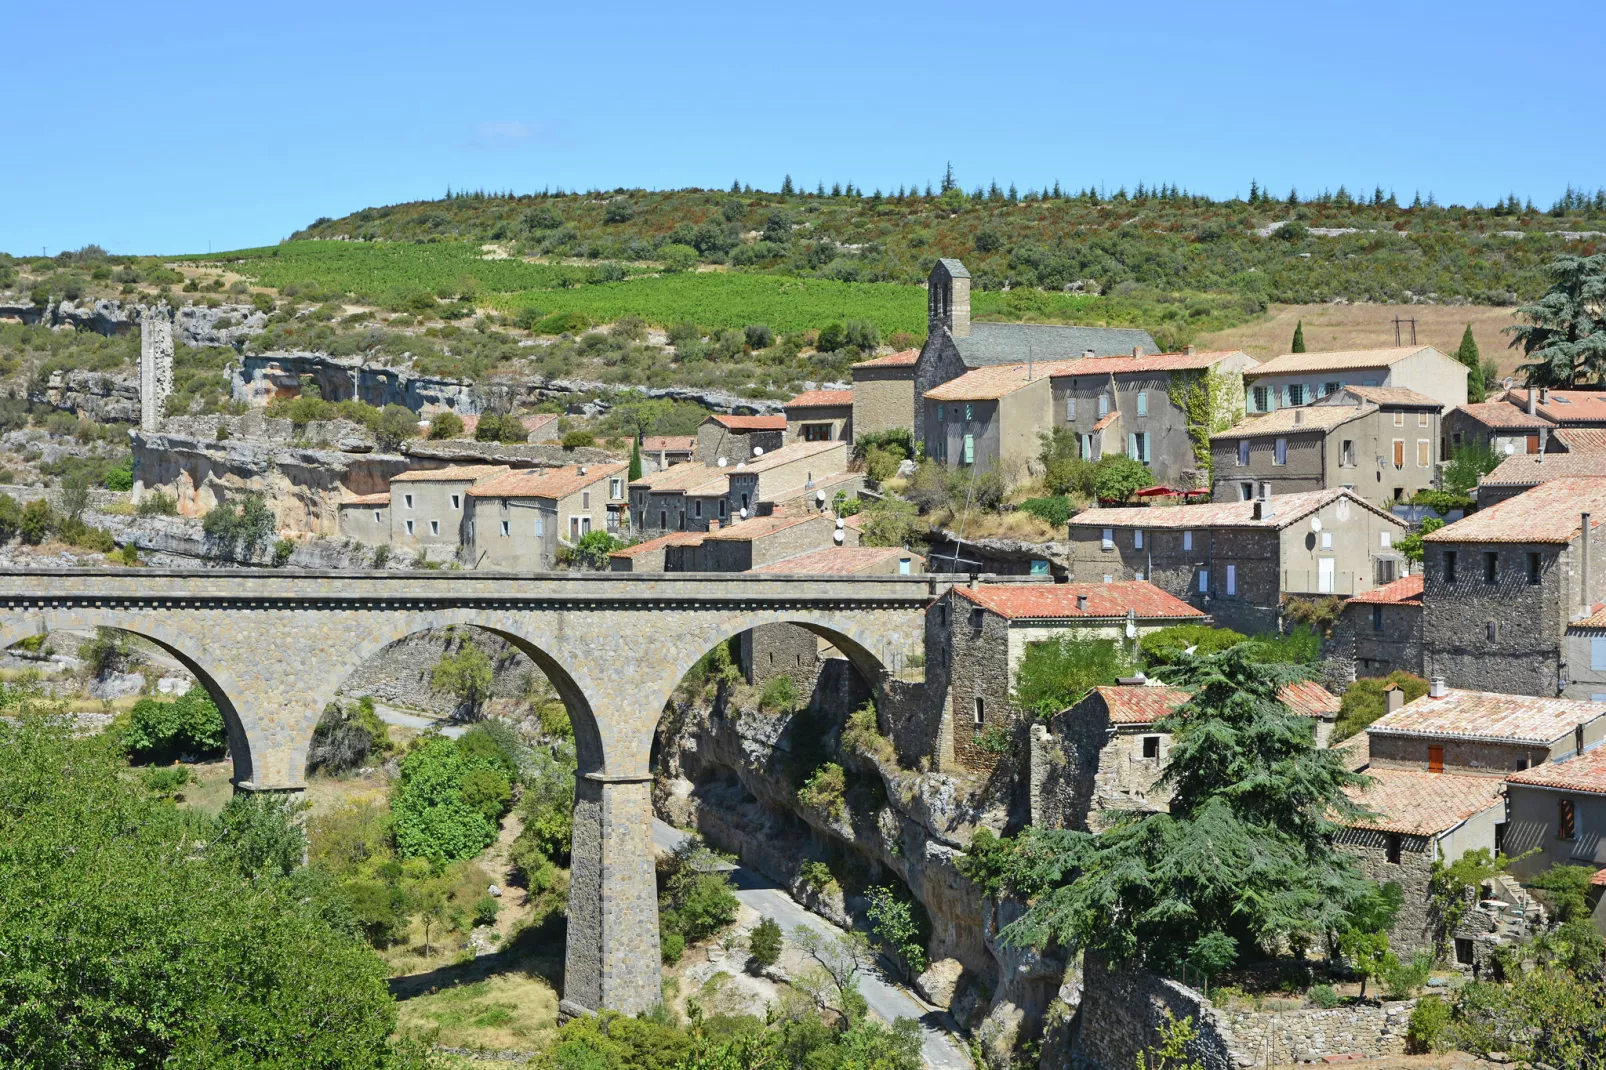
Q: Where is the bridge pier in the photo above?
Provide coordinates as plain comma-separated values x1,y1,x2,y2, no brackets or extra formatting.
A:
560,771,662,1017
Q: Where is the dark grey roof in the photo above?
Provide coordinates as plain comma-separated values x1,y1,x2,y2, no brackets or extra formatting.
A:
936,258,971,279
953,323,1160,367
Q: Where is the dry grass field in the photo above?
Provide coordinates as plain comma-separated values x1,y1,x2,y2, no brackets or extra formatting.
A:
1198,303,1527,379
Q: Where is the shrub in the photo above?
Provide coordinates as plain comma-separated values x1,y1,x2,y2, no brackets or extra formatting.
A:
78,626,138,677
1308,984,1340,1009
864,445,901,482
841,701,894,763
1407,995,1450,1052
758,674,798,713
572,529,621,569
18,499,53,544
748,916,783,970
865,885,928,979
799,860,836,893
1013,632,1133,718
474,412,526,443
391,734,507,862
1093,455,1152,502
140,764,194,802
1019,496,1071,528
659,840,739,960
561,430,595,449
103,457,134,492
373,404,419,452
431,638,493,716
658,244,698,273
1335,672,1429,742
202,494,275,560
816,322,846,353
744,324,774,349
472,896,499,926
427,411,465,439
660,931,685,964
137,491,178,517
798,763,846,820
1139,624,1248,668
859,497,920,548
122,685,227,763
271,538,295,567
854,429,914,463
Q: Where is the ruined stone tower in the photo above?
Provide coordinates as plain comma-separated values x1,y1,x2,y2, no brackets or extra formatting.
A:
139,304,174,431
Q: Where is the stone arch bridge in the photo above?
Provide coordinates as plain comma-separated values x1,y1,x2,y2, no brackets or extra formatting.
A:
0,568,936,1017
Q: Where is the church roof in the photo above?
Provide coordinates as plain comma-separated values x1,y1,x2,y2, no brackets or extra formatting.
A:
952,323,1160,368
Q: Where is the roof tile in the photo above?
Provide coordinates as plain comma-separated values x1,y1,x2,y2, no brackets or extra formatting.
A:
751,546,921,574
1342,768,1506,836
1246,346,1444,377
390,464,511,483
1479,454,1606,487
1346,574,1424,605
852,349,919,368
953,581,1204,620
1423,477,1606,543
1046,350,1250,377
1215,405,1372,439
1454,401,1550,430
1070,487,1402,532
707,414,787,431
1280,680,1342,718
1369,688,1606,746
785,389,854,408
468,463,627,500
925,363,1052,401
609,531,706,558
1506,746,1606,795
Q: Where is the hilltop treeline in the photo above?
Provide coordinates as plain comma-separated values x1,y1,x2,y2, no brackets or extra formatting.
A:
292,176,1606,306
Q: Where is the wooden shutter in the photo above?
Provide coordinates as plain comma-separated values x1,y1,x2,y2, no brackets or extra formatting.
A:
1527,434,1540,454
1393,440,1405,467
1427,745,1444,773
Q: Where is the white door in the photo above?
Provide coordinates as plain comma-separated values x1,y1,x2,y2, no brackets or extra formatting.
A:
1319,557,1335,594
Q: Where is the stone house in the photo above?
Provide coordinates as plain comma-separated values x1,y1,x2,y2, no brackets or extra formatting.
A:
923,364,1051,484
1421,477,1606,696
912,258,1157,446
1049,348,1257,490
641,435,697,469
1442,401,1551,462
724,440,849,520
932,580,1204,770
1563,606,1606,702
1500,386,1606,432
783,389,853,443
696,413,786,465
463,462,629,571
1241,345,1469,415
850,348,918,439
1474,451,1606,508
388,464,509,561
1366,686,1606,776
1503,747,1606,934
630,462,721,534
756,470,865,518
607,530,705,572
676,513,849,573
1066,487,1410,634
1333,573,1425,680
1335,766,1508,954
338,492,392,546
1211,386,1444,507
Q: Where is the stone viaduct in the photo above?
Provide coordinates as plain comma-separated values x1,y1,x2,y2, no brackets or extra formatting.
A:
0,568,936,1017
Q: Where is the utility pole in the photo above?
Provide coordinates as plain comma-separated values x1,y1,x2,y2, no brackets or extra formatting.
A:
1393,316,1418,346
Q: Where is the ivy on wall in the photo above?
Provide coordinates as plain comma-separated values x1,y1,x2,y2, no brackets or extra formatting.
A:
1166,368,1244,484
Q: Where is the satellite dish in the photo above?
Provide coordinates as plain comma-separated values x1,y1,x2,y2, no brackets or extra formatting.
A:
836,517,845,529
739,507,748,519
1504,377,1514,391
833,529,845,544
1310,516,1323,533
717,457,727,467
816,489,826,503
753,446,764,456
1504,442,1516,456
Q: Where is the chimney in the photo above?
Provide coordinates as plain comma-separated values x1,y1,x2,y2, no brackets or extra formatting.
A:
1253,499,1266,521
1184,344,1196,356
1540,426,1550,455
1583,512,1592,616
1132,345,1143,358
1386,685,1405,713
1529,387,1538,415
1430,677,1448,699
1577,722,1587,757
708,518,720,532
1083,349,1096,359
1076,593,1088,612
1541,387,1550,405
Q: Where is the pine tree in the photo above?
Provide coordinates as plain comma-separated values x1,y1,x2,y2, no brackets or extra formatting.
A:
1286,187,1298,208
1249,179,1260,204
780,174,795,195
1456,324,1486,403
1291,320,1306,353
628,439,642,481
924,183,933,198
940,162,956,193
817,182,826,197
731,179,741,194
830,182,842,197
1052,180,1062,199
1007,183,1018,203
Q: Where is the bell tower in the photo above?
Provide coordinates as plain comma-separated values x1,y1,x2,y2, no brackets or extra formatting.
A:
927,259,971,338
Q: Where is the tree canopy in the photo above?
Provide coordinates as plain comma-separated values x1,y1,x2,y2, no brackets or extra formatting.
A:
1510,252,1606,386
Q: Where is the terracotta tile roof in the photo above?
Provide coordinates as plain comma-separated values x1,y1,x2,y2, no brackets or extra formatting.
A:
953,581,1205,621
1507,746,1606,795
633,462,718,490
641,435,696,452
706,414,787,431
608,531,706,558
731,439,844,473
1423,477,1606,543
1070,487,1403,532
1347,574,1424,605
702,514,823,542
1342,768,1506,837
1369,688,1606,746
924,363,1051,401
852,348,919,368
1332,732,1371,772
1567,605,1606,630
1552,428,1606,451
468,462,627,500
1454,401,1549,430
1593,868,1606,886
1045,350,1250,377
390,464,511,483
341,492,391,507
1246,345,1445,377
785,389,853,409
1339,385,1442,407
751,546,921,574
1479,454,1606,487
1501,388,1606,424
762,471,861,506
1092,411,1121,431
1280,680,1342,718
1091,684,1192,725
842,511,867,531
1215,405,1372,438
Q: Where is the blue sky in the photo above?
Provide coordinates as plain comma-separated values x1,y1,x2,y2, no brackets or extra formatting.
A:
5,0,1600,256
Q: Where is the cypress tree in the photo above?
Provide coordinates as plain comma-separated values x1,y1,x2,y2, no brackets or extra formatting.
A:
628,439,642,481
1456,324,1486,403
780,174,795,196
1291,320,1306,353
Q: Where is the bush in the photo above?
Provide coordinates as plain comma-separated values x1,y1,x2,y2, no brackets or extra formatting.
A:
473,412,527,444
431,638,493,716
1013,632,1133,718
202,494,275,560
18,499,53,544
572,529,621,569
799,860,836,892
658,243,698,273
1139,624,1248,668
427,411,464,439
103,456,134,492
854,429,914,464
1335,672,1429,742
744,324,774,349
865,885,928,980
798,763,846,820
1308,984,1340,1009
373,404,419,452
390,734,509,862
122,685,227,763
659,840,739,961
1019,496,1072,528
1407,995,1450,1052
272,537,295,567
137,491,178,516
79,626,138,677
561,430,595,449
859,497,920,548
864,445,901,482
748,916,783,970
1093,455,1152,502
660,931,685,964
758,674,798,713
472,896,499,926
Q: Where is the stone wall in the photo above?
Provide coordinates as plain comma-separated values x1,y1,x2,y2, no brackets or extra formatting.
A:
335,626,537,715
941,590,1012,772
738,624,822,689
1334,828,1439,952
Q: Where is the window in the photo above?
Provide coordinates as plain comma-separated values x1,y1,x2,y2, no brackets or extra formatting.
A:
582,491,590,509
1454,938,1475,966
1341,439,1355,466
1559,798,1576,840
1393,440,1405,467
1101,527,1114,550
1419,412,1429,428
1141,736,1160,759
741,492,749,511
1417,440,1430,467
1226,564,1237,595
404,493,414,509
1385,834,1402,864
1288,383,1306,406
1240,482,1254,501
500,520,510,537
1103,575,1113,583
1066,396,1076,420
899,557,911,575
1237,440,1249,466
1376,558,1397,584
962,435,974,466
1484,551,1499,583
1128,432,1148,461
1528,552,1541,584
1252,386,1269,412
1274,438,1287,465
1487,621,1498,642
405,519,415,535
937,405,944,422
1321,531,1333,549
1428,745,1444,773
1097,394,1109,418
611,478,623,499
535,514,544,536
1394,411,1405,427
659,510,667,529
1373,605,1385,632
1134,529,1144,550
1591,637,1606,671
719,499,728,517
451,494,461,509
802,422,832,441
373,510,381,524
1198,569,1208,593
1444,551,1458,582
1324,381,1340,397
970,607,985,628
694,500,703,518
974,697,985,726
1136,391,1148,416
429,520,439,536
1381,531,1393,549
1183,531,1193,551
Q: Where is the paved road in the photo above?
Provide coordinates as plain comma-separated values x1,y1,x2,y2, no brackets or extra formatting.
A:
653,819,971,1070
369,701,465,738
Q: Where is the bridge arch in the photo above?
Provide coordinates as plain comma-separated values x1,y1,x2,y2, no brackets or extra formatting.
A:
0,613,262,786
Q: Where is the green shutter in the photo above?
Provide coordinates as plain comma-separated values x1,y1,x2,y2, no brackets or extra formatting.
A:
963,434,974,465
